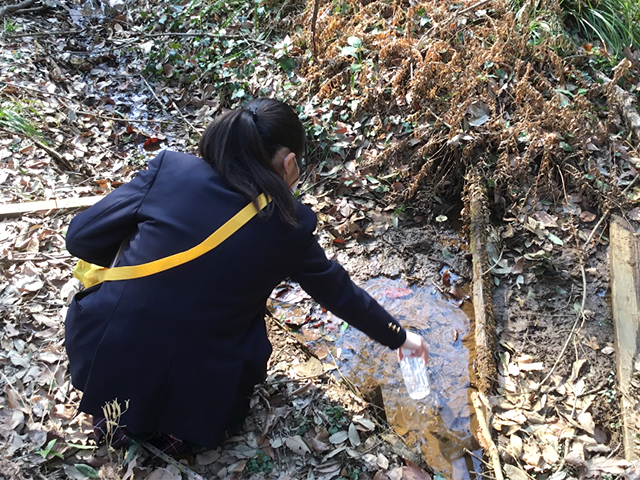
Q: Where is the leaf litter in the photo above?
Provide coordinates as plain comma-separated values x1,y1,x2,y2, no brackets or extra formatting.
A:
1,0,640,478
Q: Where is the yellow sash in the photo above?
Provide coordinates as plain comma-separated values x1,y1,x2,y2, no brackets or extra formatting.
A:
73,194,269,288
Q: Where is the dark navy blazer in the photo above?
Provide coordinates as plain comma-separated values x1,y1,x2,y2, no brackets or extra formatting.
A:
65,150,406,447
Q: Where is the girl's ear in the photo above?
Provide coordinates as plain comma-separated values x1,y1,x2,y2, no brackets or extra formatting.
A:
283,152,297,176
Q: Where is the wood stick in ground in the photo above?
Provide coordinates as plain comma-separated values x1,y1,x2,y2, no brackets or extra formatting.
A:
465,170,497,396
0,196,104,219
0,0,37,20
609,216,640,461
471,391,504,480
311,0,321,55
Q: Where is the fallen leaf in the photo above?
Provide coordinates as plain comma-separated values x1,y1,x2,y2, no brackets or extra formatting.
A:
348,423,361,447
309,436,329,453
578,412,595,435
466,101,491,126
628,207,640,222
373,471,390,480
143,137,163,151
329,431,348,445
196,449,220,465
585,456,631,475
503,464,528,480
384,287,413,299
293,357,324,377
509,434,523,458
579,211,596,223
542,443,560,465
145,467,181,480
353,415,376,431
377,453,389,469
533,211,559,228
401,460,431,480
285,435,310,455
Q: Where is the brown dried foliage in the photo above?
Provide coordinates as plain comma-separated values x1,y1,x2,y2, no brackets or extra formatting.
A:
298,0,634,214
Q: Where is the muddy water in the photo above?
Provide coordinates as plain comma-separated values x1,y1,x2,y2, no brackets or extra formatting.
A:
270,277,481,479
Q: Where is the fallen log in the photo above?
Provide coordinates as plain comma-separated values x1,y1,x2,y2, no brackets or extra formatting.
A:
609,215,640,461
464,171,497,396
0,196,104,219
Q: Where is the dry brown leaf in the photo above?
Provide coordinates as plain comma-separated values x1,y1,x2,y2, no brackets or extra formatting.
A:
503,464,528,480
373,471,390,480
533,211,558,228
353,415,376,431
285,435,310,455
509,434,523,458
579,211,596,223
522,437,543,469
586,456,631,476
542,443,560,465
401,460,431,480
309,436,329,453
577,412,595,435
564,442,586,468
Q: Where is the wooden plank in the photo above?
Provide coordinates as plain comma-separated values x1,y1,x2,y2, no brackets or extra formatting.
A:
465,171,497,396
0,195,104,219
610,215,640,461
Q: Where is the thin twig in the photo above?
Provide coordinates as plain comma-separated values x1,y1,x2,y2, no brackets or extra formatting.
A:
583,210,610,249
172,101,202,135
0,0,37,20
140,75,169,116
267,370,332,385
143,31,272,47
6,29,83,38
458,0,492,16
464,448,492,467
133,438,207,480
482,245,505,275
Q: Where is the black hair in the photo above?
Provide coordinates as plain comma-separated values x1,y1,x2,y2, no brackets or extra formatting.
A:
198,98,306,226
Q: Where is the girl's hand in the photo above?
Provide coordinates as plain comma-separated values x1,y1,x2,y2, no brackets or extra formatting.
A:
397,331,429,364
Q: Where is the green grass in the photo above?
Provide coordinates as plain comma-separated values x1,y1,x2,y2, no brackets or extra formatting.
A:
560,0,640,55
0,105,39,137
511,0,640,56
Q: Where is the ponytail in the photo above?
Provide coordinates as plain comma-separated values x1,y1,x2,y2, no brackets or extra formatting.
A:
198,98,306,226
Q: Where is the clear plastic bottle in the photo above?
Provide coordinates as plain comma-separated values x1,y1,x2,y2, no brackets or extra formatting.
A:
399,349,430,400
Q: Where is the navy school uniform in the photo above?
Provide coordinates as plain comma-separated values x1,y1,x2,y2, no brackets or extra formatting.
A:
64,150,407,448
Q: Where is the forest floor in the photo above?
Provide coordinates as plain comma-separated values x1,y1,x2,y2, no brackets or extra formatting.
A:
1,0,640,479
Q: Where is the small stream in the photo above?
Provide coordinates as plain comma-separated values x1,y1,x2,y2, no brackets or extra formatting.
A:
269,277,482,479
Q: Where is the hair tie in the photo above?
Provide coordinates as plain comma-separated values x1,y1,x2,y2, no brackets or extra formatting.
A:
247,107,258,123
